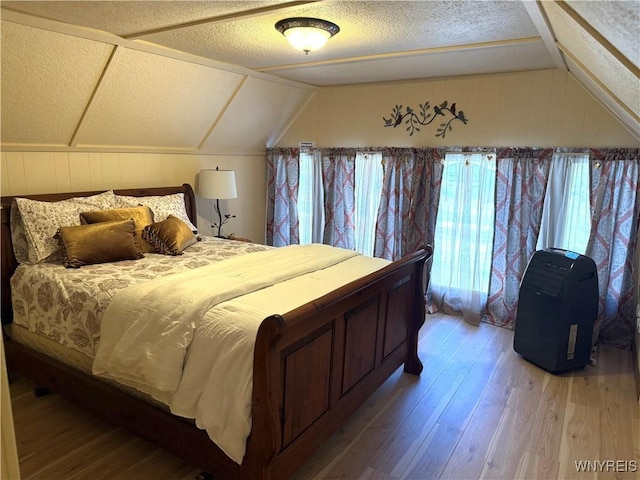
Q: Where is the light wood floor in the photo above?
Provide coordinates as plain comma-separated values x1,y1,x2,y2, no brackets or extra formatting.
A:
8,313,640,480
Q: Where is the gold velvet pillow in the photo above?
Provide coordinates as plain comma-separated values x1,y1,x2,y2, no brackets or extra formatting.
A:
57,219,144,268
80,205,155,253
142,215,199,255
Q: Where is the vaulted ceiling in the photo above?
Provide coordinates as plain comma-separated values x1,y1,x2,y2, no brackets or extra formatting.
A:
1,1,638,152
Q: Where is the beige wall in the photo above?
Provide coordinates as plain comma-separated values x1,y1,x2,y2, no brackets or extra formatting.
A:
278,70,639,148
0,151,267,244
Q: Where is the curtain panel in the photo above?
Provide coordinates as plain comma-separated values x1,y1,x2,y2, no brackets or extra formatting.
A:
266,148,300,247
321,148,356,249
483,148,553,328
586,149,640,349
374,148,443,261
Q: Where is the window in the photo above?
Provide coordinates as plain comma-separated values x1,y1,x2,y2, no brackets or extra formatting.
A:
537,155,591,254
430,153,496,317
354,152,383,256
297,151,324,244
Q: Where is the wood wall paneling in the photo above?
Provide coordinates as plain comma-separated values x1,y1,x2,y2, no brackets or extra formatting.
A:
0,152,268,243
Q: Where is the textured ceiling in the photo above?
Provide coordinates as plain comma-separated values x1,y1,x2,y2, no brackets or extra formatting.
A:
2,0,555,85
1,0,638,150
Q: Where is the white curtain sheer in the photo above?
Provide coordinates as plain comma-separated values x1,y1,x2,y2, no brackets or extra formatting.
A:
297,150,325,244
537,154,590,254
430,153,496,325
354,152,383,256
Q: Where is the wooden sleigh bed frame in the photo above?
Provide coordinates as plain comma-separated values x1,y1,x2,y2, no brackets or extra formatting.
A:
1,184,432,480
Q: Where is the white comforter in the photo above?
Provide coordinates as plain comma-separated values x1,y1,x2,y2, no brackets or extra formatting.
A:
93,244,389,463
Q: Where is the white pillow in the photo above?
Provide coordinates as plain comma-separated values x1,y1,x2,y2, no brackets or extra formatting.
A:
114,193,198,233
14,191,117,264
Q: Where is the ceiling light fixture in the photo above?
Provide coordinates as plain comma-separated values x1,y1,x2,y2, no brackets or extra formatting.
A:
275,17,339,54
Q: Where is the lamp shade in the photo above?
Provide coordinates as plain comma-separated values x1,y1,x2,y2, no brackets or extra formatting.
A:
198,169,237,199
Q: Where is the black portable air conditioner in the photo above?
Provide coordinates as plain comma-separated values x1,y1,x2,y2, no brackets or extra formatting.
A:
513,248,598,373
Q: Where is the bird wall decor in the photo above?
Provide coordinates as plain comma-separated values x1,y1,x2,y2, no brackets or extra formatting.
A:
383,101,468,138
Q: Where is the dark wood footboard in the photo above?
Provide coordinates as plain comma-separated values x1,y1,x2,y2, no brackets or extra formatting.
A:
245,245,431,479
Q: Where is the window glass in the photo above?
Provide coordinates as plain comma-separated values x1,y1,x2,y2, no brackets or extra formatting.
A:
431,153,496,293
354,152,383,256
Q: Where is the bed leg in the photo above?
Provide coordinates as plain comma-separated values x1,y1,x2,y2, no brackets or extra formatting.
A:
195,472,216,480
403,342,424,375
34,386,51,397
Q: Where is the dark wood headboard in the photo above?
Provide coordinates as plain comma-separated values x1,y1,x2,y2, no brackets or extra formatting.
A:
1,184,197,323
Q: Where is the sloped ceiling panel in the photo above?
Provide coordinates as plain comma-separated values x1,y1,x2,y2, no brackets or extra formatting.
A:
0,21,113,146
268,41,554,86
202,76,314,151
74,48,246,149
566,56,640,139
566,0,639,66
543,2,639,119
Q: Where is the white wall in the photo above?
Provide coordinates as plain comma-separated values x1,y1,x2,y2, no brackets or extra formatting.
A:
278,70,639,148
0,151,267,244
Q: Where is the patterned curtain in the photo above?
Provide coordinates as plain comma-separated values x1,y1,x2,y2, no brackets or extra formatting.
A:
266,148,300,247
321,148,356,249
374,148,443,261
586,149,640,348
483,148,553,328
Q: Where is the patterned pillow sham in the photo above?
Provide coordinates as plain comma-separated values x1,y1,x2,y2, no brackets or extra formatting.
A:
142,215,200,255
9,202,30,264
14,191,117,264
113,193,198,233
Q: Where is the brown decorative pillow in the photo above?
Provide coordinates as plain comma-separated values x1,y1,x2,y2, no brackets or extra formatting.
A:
80,205,155,253
57,219,144,268
142,215,200,255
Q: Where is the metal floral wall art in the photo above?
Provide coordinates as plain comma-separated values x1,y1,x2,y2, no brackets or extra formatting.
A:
383,100,468,138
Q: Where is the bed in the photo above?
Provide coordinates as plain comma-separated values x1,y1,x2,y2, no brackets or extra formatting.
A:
1,184,432,480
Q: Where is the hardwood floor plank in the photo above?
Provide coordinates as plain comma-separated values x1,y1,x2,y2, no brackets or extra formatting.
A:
371,371,465,476
519,373,568,479
438,381,512,480
440,322,497,377
480,360,546,479
400,423,461,480
436,340,504,430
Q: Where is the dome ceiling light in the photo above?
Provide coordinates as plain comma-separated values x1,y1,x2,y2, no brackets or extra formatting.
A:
275,17,340,54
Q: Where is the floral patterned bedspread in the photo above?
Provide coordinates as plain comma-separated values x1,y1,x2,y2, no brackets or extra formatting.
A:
10,237,271,357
